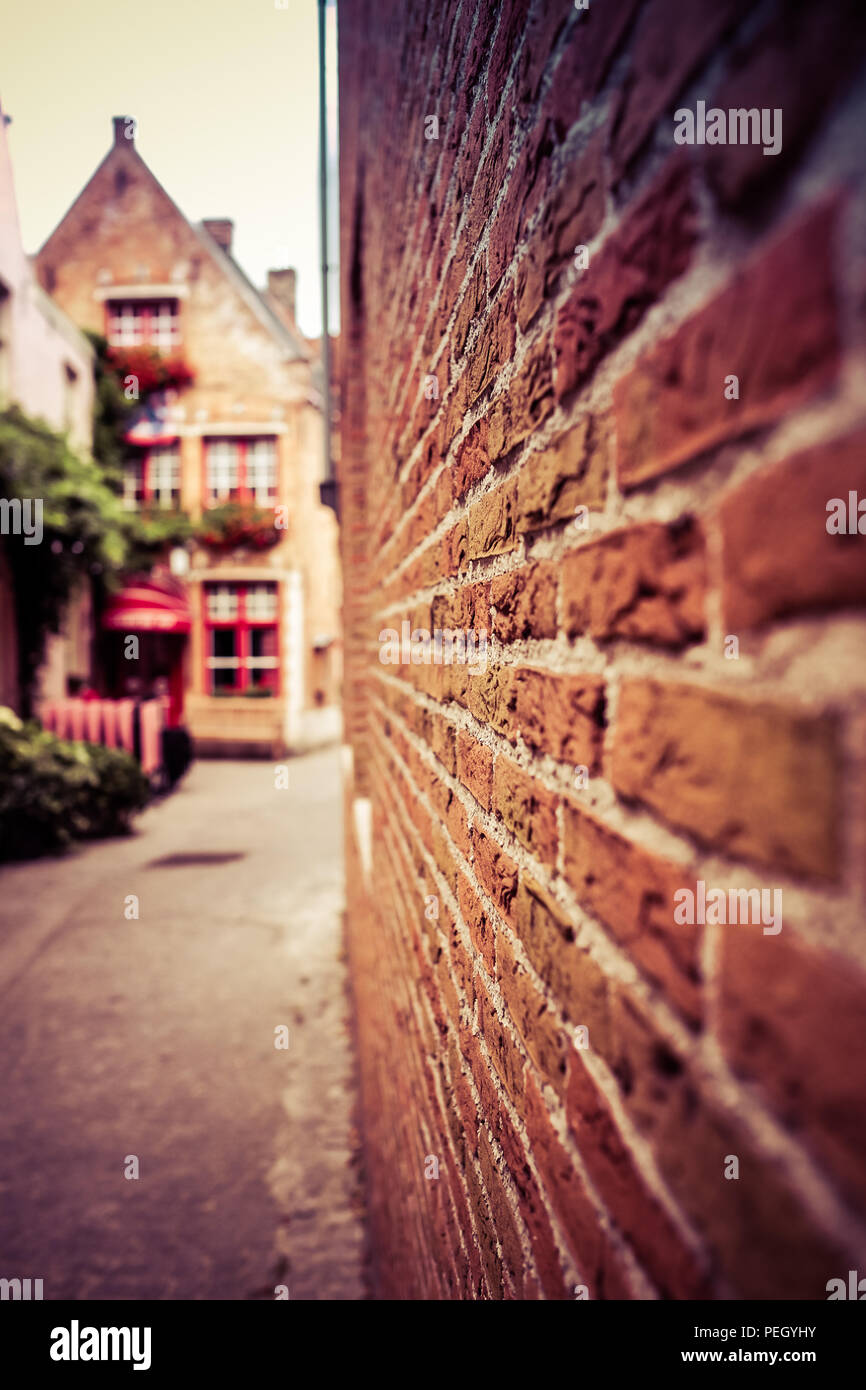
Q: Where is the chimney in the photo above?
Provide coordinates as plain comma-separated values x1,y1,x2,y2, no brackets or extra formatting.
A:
113,115,134,147
268,268,297,322
203,219,234,255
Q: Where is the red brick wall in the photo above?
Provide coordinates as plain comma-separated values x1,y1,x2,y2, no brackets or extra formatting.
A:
337,0,866,1299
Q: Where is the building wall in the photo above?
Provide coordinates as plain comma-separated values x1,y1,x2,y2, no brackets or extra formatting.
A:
35,122,341,745
0,97,96,710
0,104,94,447
337,0,866,1298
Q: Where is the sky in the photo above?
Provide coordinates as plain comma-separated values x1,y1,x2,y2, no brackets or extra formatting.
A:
0,0,339,337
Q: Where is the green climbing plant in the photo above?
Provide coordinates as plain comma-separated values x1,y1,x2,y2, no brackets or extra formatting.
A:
0,406,128,714
0,337,197,714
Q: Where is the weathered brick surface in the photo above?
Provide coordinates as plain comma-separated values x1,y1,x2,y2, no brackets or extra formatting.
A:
720,428,866,629
456,728,494,810
608,995,852,1299
566,1052,712,1299
612,680,841,880
563,801,702,1025
719,927,866,1213
702,0,866,208
339,0,866,1301
615,201,841,489
553,158,698,403
515,129,607,333
563,518,706,646
497,932,569,1097
514,873,613,1053
490,563,557,642
610,0,750,178
516,413,610,531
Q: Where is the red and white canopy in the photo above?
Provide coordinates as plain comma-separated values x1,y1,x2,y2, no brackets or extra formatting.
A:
102,576,191,634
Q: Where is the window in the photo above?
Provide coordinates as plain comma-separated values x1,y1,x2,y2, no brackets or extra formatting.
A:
123,444,180,508
204,582,279,694
205,437,277,505
246,439,278,503
107,299,180,350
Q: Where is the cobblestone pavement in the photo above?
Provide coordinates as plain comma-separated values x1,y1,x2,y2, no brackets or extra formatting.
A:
0,746,367,1300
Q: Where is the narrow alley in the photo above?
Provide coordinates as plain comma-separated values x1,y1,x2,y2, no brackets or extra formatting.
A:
0,748,366,1300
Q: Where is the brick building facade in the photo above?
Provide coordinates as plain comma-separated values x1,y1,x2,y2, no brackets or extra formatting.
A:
35,116,340,756
337,1,866,1297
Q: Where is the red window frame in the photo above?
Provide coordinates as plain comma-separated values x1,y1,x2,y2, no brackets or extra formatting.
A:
105,298,181,350
203,437,278,506
123,445,181,509
203,582,280,696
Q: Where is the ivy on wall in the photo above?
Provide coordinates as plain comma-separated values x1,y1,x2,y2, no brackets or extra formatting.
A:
0,406,126,714
0,338,197,713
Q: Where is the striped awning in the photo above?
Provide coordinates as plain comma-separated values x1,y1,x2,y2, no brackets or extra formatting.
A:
102,576,191,633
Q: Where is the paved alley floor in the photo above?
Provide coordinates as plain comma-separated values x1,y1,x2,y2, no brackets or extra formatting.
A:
0,746,367,1300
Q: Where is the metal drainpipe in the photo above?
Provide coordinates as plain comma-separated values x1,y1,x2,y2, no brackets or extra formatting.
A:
317,0,338,517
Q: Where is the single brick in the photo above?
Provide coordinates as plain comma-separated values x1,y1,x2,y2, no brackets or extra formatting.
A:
429,711,458,776
456,728,495,810
563,517,706,647
562,801,702,1026
508,668,605,769
516,413,610,532
493,757,559,865
612,679,842,880
553,157,697,402
491,562,558,642
615,200,841,489
473,823,520,926
454,580,493,634
467,477,518,560
720,427,866,630
453,415,491,501
465,666,513,737
513,872,613,1055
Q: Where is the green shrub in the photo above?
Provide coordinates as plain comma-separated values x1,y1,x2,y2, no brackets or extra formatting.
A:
0,709,150,861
